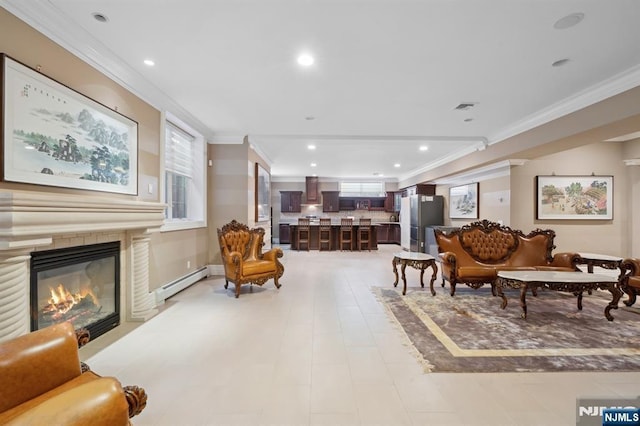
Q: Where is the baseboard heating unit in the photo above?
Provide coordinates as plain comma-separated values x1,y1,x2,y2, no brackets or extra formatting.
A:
155,266,209,303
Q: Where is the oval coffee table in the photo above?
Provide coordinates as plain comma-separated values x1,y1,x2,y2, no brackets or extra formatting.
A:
392,252,438,296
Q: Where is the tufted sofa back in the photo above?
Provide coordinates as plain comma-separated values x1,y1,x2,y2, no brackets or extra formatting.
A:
460,229,518,262
436,220,556,266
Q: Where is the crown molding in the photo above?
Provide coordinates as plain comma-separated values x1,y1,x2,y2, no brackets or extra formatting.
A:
2,0,216,140
623,159,640,166
488,63,640,145
433,159,528,185
397,139,488,182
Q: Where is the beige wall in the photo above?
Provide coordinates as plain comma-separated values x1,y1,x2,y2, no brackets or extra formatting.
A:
0,9,208,291
510,141,628,255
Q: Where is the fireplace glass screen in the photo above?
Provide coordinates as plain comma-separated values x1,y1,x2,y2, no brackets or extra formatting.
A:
30,242,120,340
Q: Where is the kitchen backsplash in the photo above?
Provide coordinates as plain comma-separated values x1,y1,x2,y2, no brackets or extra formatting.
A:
280,207,395,223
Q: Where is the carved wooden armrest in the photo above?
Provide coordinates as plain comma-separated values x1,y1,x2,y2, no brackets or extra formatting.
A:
124,385,148,418
75,328,90,347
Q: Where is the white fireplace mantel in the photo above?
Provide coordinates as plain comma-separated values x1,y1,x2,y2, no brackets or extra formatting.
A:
0,190,166,250
0,189,166,342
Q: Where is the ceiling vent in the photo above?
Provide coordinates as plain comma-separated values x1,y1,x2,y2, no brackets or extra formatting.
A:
454,102,477,111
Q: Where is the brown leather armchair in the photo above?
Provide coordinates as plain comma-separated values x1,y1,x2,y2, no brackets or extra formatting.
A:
620,258,640,306
217,220,284,298
0,322,147,425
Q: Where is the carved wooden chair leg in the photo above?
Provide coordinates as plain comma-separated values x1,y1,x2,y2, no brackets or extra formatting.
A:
224,280,229,289
235,284,241,298
124,385,148,418
623,289,637,306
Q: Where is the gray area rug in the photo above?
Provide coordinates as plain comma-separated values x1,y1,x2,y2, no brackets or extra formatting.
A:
375,285,640,373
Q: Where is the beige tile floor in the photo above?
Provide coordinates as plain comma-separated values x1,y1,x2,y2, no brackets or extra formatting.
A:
80,244,640,426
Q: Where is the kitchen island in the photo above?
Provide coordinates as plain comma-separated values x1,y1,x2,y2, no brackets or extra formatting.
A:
288,223,379,251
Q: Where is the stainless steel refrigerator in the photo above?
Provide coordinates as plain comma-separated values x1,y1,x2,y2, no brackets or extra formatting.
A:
410,195,444,252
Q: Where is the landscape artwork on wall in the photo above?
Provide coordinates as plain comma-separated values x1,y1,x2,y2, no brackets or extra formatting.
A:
255,162,270,222
449,182,479,219
1,54,138,194
536,175,613,220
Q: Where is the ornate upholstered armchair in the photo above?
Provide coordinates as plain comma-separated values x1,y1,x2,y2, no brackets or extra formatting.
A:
217,220,284,298
620,258,640,306
0,322,146,425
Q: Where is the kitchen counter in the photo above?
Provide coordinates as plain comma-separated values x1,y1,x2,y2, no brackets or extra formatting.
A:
288,223,378,250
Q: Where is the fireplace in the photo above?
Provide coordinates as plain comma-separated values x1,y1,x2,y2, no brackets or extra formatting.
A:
30,241,120,341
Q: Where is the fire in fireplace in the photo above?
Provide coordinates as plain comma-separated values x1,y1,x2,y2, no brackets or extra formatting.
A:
30,241,120,341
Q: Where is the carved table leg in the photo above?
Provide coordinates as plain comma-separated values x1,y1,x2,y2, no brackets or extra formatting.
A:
576,291,583,311
401,261,408,295
419,265,425,289
429,261,437,296
392,257,399,288
496,281,508,310
604,285,623,321
519,285,528,319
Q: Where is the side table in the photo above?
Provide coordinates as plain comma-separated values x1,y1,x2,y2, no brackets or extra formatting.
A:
392,252,438,296
577,252,623,275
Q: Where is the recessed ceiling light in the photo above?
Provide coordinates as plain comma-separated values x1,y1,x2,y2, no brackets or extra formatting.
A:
310,162,317,167
307,144,316,150
464,118,474,122
554,13,584,30
419,146,428,152
297,53,315,67
394,163,400,168
305,116,315,121
92,12,109,23
143,59,155,66
552,58,570,67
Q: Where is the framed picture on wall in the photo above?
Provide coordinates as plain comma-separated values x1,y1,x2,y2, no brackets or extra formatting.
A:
536,175,613,220
255,163,270,222
1,54,138,195
449,182,479,219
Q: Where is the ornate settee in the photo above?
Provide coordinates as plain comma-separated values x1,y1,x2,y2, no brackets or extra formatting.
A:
435,220,580,296
620,258,640,306
217,220,284,298
0,322,146,425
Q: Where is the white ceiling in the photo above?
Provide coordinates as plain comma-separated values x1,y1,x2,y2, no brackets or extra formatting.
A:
4,0,640,181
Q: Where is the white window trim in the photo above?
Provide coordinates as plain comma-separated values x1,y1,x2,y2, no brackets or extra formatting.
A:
160,111,207,232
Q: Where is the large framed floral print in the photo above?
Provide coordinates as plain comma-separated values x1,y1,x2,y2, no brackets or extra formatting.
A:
1,54,138,195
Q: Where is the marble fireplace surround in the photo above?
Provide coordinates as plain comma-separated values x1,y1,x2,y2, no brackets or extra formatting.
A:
0,190,166,343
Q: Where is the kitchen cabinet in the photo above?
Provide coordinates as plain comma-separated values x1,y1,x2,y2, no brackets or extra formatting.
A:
306,177,319,203
322,191,340,212
385,192,401,212
279,223,291,244
391,223,401,244
403,184,436,197
369,197,385,211
377,223,401,244
280,191,302,213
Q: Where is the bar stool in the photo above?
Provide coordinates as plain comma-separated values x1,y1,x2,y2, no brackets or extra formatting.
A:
297,218,310,251
339,218,353,251
319,218,332,251
358,218,372,251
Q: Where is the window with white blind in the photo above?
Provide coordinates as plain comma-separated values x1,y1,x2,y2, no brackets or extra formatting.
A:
339,181,385,197
162,115,205,231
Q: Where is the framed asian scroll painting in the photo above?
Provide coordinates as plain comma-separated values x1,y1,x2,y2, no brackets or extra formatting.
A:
1,54,138,195
536,175,612,220
449,182,479,219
